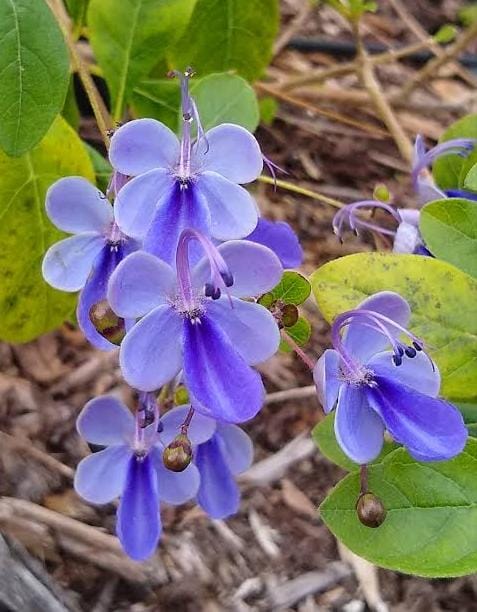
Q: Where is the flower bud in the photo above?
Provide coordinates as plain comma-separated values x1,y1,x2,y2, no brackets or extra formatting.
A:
281,303,299,328
163,434,193,472
89,299,125,345
373,183,390,202
356,492,386,528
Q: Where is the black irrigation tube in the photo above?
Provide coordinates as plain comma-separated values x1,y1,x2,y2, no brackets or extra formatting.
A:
287,37,477,71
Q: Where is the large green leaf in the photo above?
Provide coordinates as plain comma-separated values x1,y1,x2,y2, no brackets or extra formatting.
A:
88,0,196,121
0,117,95,342
456,401,477,437
132,72,260,133
420,198,477,278
171,0,279,82
312,414,397,472
320,441,477,577
432,114,477,190
0,0,70,156
310,253,477,399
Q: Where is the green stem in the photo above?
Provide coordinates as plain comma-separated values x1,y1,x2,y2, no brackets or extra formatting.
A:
258,176,344,209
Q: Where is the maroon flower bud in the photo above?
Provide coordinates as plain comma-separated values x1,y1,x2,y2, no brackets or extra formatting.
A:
89,299,125,345
356,492,386,528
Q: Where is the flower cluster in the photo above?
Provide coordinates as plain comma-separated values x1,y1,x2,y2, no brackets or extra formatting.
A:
333,135,477,255
42,70,299,560
43,69,469,559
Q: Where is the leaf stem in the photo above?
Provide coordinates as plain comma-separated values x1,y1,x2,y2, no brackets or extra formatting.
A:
47,0,114,148
280,329,315,371
258,175,344,209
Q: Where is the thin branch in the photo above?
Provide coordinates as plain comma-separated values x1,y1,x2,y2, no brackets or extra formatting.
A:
398,19,477,102
280,330,315,370
255,82,388,138
265,385,317,405
47,0,114,148
258,175,344,209
274,1,314,56
280,38,433,90
387,0,477,89
353,21,413,163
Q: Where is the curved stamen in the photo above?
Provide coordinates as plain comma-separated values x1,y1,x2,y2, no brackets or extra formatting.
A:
176,229,234,311
412,134,476,190
333,200,401,240
331,308,427,378
169,67,196,177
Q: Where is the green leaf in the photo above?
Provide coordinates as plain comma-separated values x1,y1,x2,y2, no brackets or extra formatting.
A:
85,144,112,193
310,252,477,399
312,413,398,471
433,114,477,190
270,271,311,305
420,198,477,278
131,79,181,131
171,0,279,82
463,161,477,191
433,24,457,44
0,117,95,342
320,441,477,577
279,316,311,352
88,0,196,121
0,0,70,156
456,401,477,436
132,72,260,133
259,97,278,126
191,73,259,132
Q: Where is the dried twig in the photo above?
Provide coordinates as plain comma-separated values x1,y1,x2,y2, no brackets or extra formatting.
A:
265,385,317,405
47,0,114,147
398,19,477,102
353,21,413,162
274,1,314,56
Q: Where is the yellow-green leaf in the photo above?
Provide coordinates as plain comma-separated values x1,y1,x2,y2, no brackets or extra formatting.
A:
0,117,95,342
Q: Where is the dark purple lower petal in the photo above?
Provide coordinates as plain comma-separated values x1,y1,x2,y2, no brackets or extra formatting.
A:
116,455,161,561
183,316,265,423
245,218,303,268
144,181,211,266
366,376,467,462
196,434,240,519
78,243,135,351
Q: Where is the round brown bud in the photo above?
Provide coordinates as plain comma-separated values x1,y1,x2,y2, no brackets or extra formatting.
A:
163,434,193,472
89,299,126,345
356,492,386,528
281,303,299,328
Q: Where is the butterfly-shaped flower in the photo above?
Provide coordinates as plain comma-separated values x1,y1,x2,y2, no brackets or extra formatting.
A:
42,175,138,350
314,292,467,464
74,395,215,560
107,232,282,423
109,71,263,265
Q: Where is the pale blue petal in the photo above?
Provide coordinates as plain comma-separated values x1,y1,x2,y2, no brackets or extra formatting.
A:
42,234,105,291
109,118,180,175
206,298,280,365
195,171,258,240
151,448,200,505
335,384,385,465
194,123,263,183
344,291,411,363
114,168,176,239
76,395,135,446
46,177,113,234
74,446,131,504
192,240,283,298
107,251,175,318
367,350,440,397
216,424,253,475
119,305,183,391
